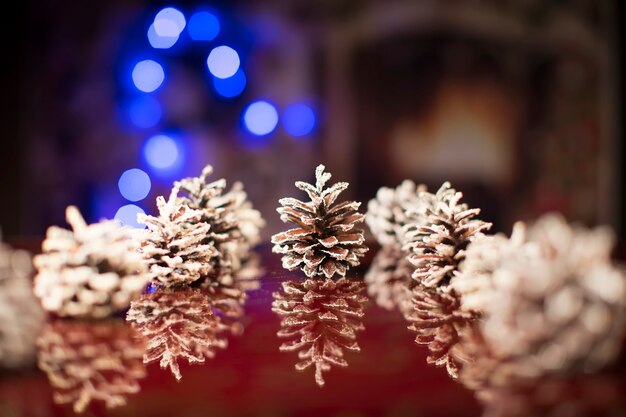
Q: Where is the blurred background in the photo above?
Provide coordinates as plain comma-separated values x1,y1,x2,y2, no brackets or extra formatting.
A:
1,0,625,244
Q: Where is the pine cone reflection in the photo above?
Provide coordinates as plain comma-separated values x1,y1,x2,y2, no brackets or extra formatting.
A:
272,278,367,387
36,319,146,413
127,286,244,380
364,246,413,314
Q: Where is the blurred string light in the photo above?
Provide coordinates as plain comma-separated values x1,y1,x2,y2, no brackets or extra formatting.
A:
132,60,165,93
207,46,240,79
188,11,220,41
243,101,278,136
128,95,162,128
283,103,316,137
114,204,146,229
213,69,246,98
154,7,186,36
118,168,151,202
143,134,183,171
147,23,179,49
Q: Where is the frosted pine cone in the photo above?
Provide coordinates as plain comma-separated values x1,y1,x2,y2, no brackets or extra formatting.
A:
404,182,492,288
34,206,149,318
452,214,626,387
364,246,413,313
366,180,427,247
126,288,232,380
175,166,265,286
272,165,368,278
272,278,367,387
0,240,44,368
139,189,218,288
36,319,146,413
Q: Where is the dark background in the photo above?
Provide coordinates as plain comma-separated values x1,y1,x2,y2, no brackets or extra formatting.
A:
1,0,625,245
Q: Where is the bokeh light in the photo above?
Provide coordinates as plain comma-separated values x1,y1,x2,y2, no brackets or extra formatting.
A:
283,103,316,137
243,101,279,136
207,46,240,79
188,11,220,41
114,204,146,229
118,168,151,202
143,134,181,170
132,60,165,93
147,23,179,49
154,7,186,36
213,69,247,98
128,95,162,128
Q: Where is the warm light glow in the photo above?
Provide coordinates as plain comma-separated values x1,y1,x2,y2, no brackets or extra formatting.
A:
114,204,146,229
243,101,278,136
132,60,165,93
118,169,151,202
206,46,240,79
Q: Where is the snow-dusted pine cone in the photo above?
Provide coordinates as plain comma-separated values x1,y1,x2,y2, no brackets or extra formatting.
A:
272,165,368,278
452,214,626,388
272,278,367,386
366,180,427,247
36,319,146,413
175,165,265,286
0,240,44,368
364,246,413,313
126,287,234,380
403,182,492,288
34,206,149,318
139,189,218,288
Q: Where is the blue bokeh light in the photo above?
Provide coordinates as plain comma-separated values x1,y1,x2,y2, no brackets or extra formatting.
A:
114,204,146,229
243,101,279,136
128,96,162,128
213,69,246,98
118,168,151,202
154,7,186,36
206,46,240,79
188,11,220,41
143,134,182,170
132,60,165,93
147,23,179,49
283,104,316,137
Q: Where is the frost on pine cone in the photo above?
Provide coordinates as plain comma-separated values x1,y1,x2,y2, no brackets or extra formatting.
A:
401,182,491,379
36,319,146,413
452,214,626,388
0,239,44,369
272,165,368,278
127,287,239,380
272,278,367,387
34,206,149,318
175,165,265,286
364,246,413,313
366,180,427,247
138,189,218,288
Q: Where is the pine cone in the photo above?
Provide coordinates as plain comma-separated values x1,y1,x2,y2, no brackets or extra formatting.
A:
404,182,492,289
139,189,218,288
175,165,265,286
366,180,427,247
400,182,490,378
272,278,367,387
452,214,626,388
34,206,149,318
364,246,413,313
0,240,44,368
36,319,146,413
272,165,368,278
126,287,233,380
